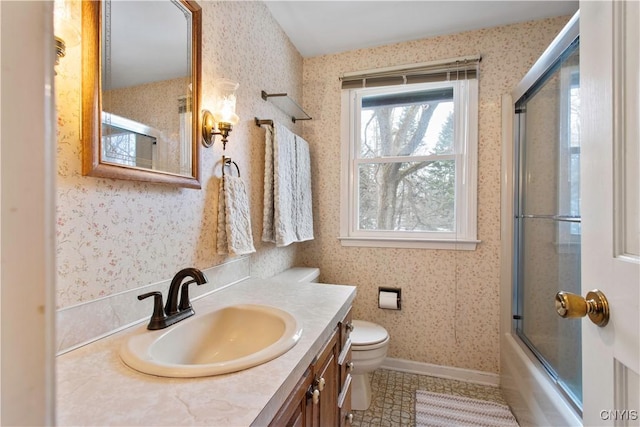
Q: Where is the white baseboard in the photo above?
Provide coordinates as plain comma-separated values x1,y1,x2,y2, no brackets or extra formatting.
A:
380,357,500,387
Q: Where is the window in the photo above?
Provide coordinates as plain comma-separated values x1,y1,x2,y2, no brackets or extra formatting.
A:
101,112,158,169
557,54,581,248
339,69,479,249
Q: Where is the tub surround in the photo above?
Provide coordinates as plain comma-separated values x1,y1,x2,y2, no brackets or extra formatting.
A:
56,278,355,426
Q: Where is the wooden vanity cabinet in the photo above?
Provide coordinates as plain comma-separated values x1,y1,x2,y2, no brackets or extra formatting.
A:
273,307,354,427
269,367,313,427
337,308,353,426
311,332,339,426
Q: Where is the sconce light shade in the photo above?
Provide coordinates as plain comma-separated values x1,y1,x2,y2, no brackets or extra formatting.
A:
213,78,240,126
201,78,240,149
54,0,80,66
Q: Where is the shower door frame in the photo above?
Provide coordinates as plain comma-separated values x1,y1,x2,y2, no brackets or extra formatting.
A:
515,36,581,410
499,12,582,427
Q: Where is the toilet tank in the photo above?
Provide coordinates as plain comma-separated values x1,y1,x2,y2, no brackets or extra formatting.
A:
272,267,320,283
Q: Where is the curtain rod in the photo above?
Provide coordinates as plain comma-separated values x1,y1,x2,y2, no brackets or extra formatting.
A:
340,55,482,80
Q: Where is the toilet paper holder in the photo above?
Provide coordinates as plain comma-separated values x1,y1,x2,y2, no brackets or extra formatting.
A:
378,287,401,310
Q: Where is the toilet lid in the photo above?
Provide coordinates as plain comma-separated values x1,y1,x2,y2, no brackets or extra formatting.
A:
351,320,388,346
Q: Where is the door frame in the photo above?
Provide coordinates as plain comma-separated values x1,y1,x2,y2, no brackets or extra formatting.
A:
1,2,57,424
580,1,640,424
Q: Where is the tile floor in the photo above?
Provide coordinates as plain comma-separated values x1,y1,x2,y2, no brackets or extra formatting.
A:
351,369,508,427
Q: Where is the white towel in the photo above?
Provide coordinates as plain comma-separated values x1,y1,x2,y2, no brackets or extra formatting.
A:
262,126,275,243
262,122,296,246
261,122,314,246
217,176,256,256
294,135,314,242
216,180,229,254
273,123,298,246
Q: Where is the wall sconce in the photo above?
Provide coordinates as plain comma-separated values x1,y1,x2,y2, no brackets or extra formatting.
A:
202,78,240,149
54,0,80,66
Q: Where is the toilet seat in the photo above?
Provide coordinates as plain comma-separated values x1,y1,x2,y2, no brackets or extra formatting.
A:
351,320,389,350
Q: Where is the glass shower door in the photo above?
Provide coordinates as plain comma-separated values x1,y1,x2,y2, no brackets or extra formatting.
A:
514,39,581,410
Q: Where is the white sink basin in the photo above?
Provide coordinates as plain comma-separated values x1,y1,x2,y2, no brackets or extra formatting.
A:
120,304,302,377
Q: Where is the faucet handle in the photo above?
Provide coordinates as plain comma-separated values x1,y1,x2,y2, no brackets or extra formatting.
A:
178,279,197,312
138,291,167,330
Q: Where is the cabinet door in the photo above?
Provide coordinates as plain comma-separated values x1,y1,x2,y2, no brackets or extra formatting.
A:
311,332,339,427
270,368,313,427
338,340,353,426
338,340,353,394
338,374,353,427
337,307,354,425
339,307,353,349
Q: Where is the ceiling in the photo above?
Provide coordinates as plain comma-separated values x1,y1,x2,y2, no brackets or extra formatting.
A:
104,1,578,89
106,1,189,90
264,1,579,58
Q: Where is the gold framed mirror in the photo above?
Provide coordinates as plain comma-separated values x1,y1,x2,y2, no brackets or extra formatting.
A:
82,0,202,188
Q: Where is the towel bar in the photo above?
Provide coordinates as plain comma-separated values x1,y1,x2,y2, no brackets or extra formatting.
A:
254,117,274,128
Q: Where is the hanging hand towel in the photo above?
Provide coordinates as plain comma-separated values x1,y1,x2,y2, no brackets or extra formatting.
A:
294,135,314,242
261,121,314,247
216,179,229,255
262,125,275,243
217,176,256,256
263,122,298,246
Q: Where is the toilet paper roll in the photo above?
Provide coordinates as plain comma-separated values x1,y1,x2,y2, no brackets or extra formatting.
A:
379,291,399,310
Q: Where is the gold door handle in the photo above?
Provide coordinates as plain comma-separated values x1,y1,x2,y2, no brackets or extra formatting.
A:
555,289,609,327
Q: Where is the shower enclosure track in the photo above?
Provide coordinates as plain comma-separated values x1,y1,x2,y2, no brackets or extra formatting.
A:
517,215,581,223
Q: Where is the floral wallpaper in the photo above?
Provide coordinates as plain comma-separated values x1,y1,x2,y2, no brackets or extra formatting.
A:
56,0,571,377
55,1,303,309
299,16,571,374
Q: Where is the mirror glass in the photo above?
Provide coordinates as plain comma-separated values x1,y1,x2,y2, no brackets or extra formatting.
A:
82,0,201,188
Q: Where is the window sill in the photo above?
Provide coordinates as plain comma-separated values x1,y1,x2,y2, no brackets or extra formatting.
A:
338,236,480,250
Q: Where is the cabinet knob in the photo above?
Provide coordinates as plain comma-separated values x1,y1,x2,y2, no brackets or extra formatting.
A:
346,413,354,424
311,388,320,405
317,377,325,392
345,322,354,332
347,361,354,372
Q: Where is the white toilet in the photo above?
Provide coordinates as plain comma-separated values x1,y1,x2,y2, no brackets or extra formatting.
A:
271,267,390,411
349,319,389,410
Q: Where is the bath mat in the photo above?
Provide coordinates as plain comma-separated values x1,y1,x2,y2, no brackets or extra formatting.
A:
415,390,519,427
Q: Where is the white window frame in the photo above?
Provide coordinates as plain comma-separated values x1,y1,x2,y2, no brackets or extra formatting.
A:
556,63,581,253
339,80,480,250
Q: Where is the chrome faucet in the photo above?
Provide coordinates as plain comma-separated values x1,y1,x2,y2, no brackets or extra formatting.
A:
138,267,208,330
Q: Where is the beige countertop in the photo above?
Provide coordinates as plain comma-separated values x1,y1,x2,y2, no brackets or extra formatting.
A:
56,278,356,426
